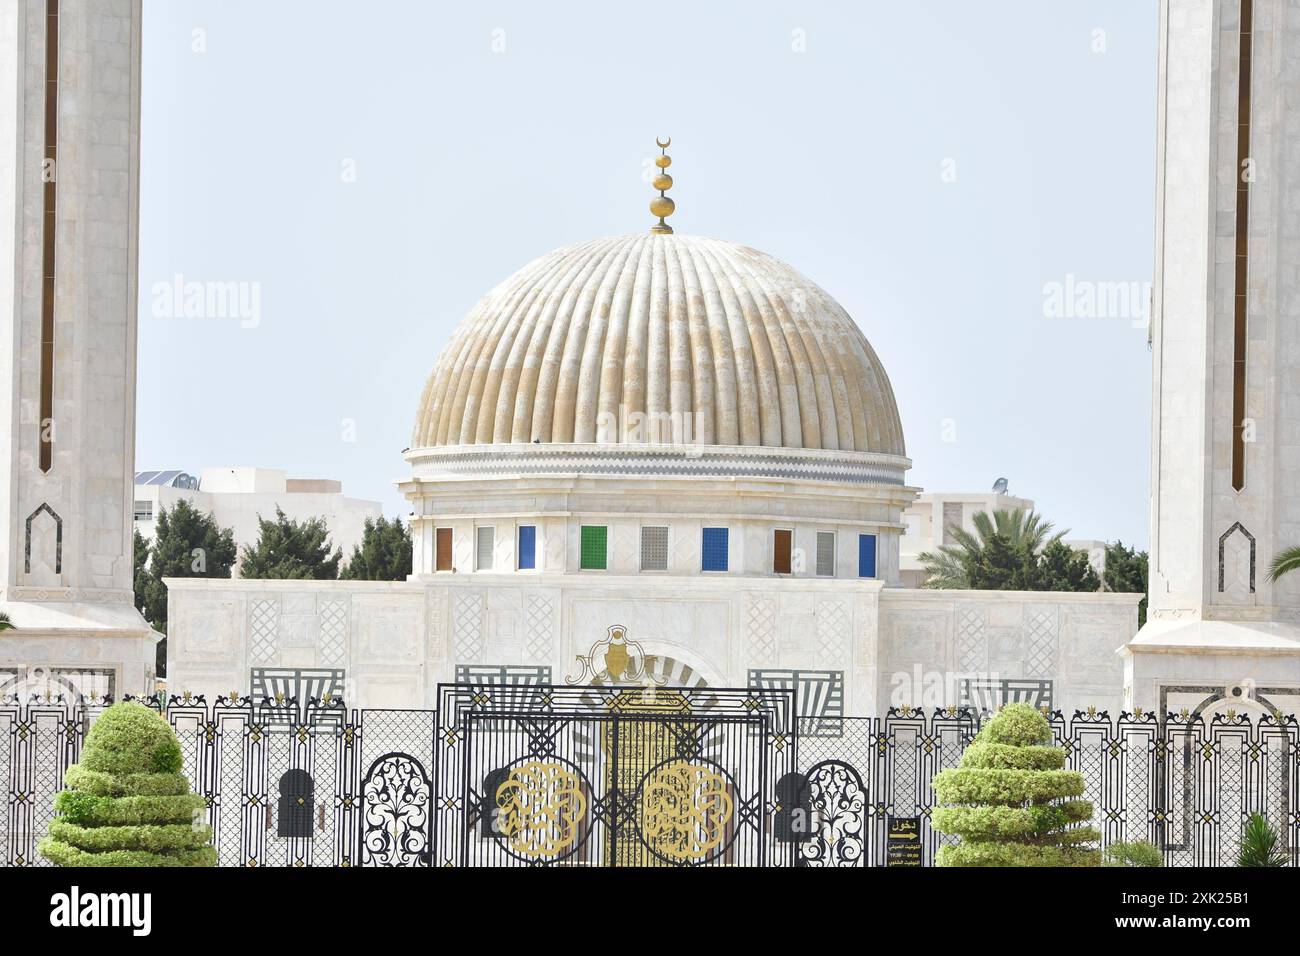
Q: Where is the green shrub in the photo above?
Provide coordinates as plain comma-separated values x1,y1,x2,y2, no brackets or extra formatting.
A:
1104,840,1163,867
1238,813,1288,867
38,701,214,867
932,702,1100,867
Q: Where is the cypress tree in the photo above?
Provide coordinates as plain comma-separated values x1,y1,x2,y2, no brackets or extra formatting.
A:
932,702,1100,866
39,702,214,867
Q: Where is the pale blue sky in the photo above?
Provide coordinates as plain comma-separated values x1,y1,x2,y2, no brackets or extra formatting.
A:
136,0,1156,547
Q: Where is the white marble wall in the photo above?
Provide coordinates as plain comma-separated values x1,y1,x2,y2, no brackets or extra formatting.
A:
879,589,1139,717
167,576,1139,717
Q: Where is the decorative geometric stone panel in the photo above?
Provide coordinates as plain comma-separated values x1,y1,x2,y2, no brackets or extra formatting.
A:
960,677,1053,714
426,589,446,661
23,502,63,577
319,600,348,666
524,594,555,663
747,596,778,666
1023,607,1058,679
453,591,485,662
249,599,280,664
453,665,552,711
1218,522,1256,596
672,528,700,572
955,605,987,673
815,600,850,668
749,668,843,736
249,667,346,710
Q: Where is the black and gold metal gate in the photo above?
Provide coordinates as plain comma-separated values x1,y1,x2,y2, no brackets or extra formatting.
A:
433,683,798,867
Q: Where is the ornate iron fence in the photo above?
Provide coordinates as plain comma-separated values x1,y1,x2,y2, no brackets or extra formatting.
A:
1,692,1296,867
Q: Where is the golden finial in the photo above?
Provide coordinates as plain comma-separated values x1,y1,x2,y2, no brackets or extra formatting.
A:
650,137,675,234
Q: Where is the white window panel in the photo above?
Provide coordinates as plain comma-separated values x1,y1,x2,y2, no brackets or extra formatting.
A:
816,531,836,576
476,526,495,571
641,526,668,571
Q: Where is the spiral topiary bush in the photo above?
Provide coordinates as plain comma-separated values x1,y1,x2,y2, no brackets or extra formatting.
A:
932,702,1100,867
38,701,214,867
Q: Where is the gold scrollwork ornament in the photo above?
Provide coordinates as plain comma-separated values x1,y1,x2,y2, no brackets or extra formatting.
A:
494,760,588,859
638,759,734,863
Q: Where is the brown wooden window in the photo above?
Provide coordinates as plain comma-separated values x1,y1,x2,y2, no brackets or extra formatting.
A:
773,529,792,574
435,528,453,571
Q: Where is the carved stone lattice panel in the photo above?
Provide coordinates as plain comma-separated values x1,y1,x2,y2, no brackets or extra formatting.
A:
249,599,280,664
815,600,850,668
319,600,348,666
955,605,987,673
453,592,485,661
748,596,778,666
524,594,555,663
1023,607,1058,679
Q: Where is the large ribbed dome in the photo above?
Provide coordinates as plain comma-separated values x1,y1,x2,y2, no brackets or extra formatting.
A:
412,234,905,457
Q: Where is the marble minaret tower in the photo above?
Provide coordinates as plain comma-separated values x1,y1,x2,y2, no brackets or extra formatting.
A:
1125,0,1300,716
0,0,155,698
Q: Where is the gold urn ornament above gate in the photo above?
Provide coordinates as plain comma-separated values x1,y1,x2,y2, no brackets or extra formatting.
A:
566,625,666,686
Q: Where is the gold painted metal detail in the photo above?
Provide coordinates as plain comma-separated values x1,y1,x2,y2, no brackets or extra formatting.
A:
494,759,588,860
649,137,675,234
566,624,666,686
1231,0,1254,491
637,759,734,863
38,0,59,473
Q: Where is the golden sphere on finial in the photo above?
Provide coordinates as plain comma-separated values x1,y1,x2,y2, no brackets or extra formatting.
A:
649,136,676,234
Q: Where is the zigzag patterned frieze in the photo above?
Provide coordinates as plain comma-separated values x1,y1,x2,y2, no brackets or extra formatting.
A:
410,447,907,486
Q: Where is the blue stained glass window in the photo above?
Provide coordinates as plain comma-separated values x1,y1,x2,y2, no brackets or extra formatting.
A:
858,534,877,578
702,527,729,572
518,525,536,570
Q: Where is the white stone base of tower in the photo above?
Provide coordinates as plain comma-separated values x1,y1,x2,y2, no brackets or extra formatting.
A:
1122,619,1300,719
0,596,157,701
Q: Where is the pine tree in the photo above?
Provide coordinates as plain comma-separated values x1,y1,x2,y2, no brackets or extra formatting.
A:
340,515,412,580
240,507,341,580
1103,541,1149,627
132,528,150,616
140,501,236,676
932,703,1100,866
38,701,214,867
142,500,237,630
1035,539,1102,592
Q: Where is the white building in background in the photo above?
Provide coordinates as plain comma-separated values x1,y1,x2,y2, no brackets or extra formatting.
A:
133,467,382,573
900,490,1034,588
900,489,1108,587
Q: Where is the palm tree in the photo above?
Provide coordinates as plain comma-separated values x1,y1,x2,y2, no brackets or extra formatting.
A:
0,612,13,632
1266,546,1300,584
918,508,1066,588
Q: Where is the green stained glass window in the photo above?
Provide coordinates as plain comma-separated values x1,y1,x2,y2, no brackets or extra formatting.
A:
580,525,607,570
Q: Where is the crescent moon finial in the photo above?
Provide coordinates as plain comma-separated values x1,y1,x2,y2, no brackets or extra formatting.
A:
649,137,675,234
